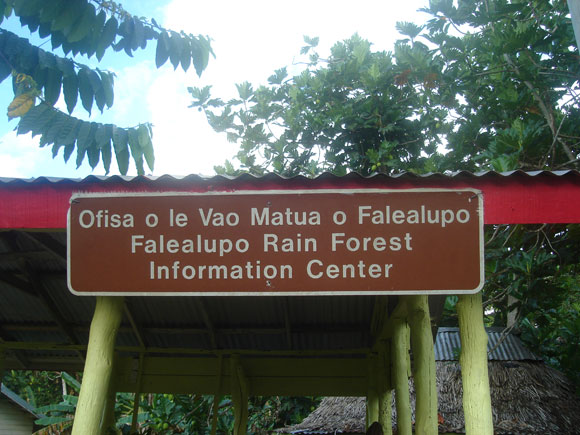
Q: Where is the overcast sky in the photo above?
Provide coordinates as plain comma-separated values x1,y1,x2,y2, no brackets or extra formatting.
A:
0,0,429,178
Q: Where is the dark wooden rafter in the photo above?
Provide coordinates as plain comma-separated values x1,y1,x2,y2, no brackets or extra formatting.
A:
0,270,37,297
124,300,147,350
7,231,84,361
280,297,293,350
21,261,83,360
193,298,218,349
370,296,389,339
19,231,67,264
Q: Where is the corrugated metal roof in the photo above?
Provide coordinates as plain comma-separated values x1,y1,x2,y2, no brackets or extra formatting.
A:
435,327,541,361
1,169,579,185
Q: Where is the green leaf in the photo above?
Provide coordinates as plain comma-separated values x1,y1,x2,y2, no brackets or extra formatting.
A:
63,74,78,114
43,68,62,105
51,0,84,32
67,2,95,43
63,142,74,162
94,124,112,149
78,68,94,114
168,32,182,70
180,38,191,71
132,16,145,50
87,143,100,169
128,128,144,175
138,124,154,171
39,0,65,23
101,136,112,174
98,71,114,108
17,103,50,136
75,145,87,168
96,16,118,61
55,56,75,77
112,126,129,175
155,31,170,68
75,121,94,153
40,112,68,147
56,118,79,145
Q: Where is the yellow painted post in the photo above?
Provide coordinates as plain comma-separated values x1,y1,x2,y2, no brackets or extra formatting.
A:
102,375,117,434
0,347,5,381
391,317,412,435
457,292,493,435
72,297,124,435
378,341,392,435
366,354,380,428
130,354,145,434
230,355,249,435
210,355,224,435
408,295,437,435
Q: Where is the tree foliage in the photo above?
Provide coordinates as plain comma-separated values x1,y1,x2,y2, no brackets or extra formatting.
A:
192,0,580,393
0,0,213,174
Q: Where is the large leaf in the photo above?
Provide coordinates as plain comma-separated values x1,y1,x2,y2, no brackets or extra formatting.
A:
16,103,50,135
62,74,78,114
112,126,129,175
43,67,62,105
77,68,94,114
128,127,144,175
67,1,95,43
98,70,114,108
96,16,118,61
138,123,154,171
155,31,170,68
50,0,83,32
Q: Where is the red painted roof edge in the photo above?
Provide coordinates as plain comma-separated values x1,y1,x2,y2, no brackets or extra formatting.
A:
1,171,579,227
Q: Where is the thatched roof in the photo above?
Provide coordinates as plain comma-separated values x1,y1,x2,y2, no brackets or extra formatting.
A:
277,362,580,434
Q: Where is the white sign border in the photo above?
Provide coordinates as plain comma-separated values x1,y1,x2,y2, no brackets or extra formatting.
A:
67,188,485,296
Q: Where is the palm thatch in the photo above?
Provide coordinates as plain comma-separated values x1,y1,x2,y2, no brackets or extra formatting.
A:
277,361,580,434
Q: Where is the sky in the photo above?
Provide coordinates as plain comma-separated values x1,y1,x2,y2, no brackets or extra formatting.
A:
0,0,430,179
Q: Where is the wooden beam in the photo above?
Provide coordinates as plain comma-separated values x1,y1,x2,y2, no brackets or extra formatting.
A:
457,293,493,435
1,340,369,357
72,297,124,435
114,355,369,396
408,295,438,435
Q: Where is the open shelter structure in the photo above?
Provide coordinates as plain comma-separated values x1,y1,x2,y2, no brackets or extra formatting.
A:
277,328,580,434
0,170,579,434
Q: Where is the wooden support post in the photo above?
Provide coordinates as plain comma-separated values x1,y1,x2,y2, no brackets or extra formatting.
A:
392,317,412,435
230,355,249,435
0,347,5,388
72,297,124,435
457,292,493,435
130,353,145,434
102,374,117,434
210,355,224,435
366,354,380,428
408,295,437,435
378,341,392,435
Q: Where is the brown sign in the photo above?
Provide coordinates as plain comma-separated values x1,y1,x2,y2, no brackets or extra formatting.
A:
67,189,484,296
